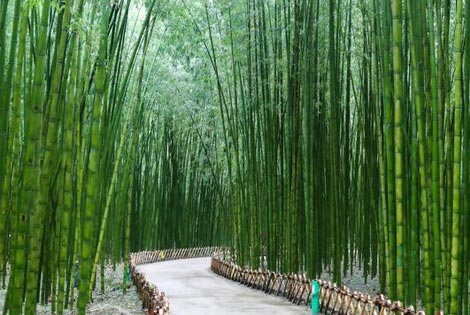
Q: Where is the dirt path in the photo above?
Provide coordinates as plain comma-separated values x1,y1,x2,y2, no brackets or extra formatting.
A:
137,257,311,315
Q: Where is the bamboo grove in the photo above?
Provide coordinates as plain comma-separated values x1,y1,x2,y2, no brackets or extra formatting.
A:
0,0,469,315
195,0,470,314
0,1,163,314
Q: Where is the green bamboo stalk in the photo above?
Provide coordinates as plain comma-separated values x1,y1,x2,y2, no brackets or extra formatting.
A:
0,0,20,288
78,3,110,313
408,0,431,308
328,0,342,284
0,2,10,190
56,2,83,312
426,0,442,311
2,2,28,313
449,1,464,314
379,0,397,297
0,1,7,264
391,0,405,302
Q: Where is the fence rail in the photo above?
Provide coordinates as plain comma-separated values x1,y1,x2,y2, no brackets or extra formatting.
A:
211,257,312,304
211,249,428,315
129,246,224,315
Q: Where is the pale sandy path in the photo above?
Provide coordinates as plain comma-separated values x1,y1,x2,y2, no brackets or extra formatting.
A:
137,257,311,315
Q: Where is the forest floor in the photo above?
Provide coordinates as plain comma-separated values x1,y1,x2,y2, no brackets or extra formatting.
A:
319,263,380,295
0,263,142,315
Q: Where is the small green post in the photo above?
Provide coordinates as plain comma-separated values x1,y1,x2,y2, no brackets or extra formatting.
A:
311,280,320,315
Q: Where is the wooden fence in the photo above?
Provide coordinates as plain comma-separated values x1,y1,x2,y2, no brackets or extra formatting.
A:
130,247,431,315
211,249,428,315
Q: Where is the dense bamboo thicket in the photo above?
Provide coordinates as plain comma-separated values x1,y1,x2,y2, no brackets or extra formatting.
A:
195,0,470,314
0,0,469,315
0,1,161,314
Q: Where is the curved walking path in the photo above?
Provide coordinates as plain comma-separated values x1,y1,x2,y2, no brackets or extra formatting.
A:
136,257,311,315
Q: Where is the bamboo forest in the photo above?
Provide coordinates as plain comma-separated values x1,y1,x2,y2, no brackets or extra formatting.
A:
0,0,469,314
